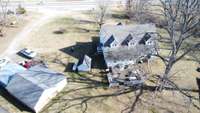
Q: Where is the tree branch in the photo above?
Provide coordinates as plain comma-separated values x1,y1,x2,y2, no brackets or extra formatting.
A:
175,43,200,63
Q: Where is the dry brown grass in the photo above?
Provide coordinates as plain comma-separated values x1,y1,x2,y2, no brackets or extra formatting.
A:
0,12,41,53
0,10,199,113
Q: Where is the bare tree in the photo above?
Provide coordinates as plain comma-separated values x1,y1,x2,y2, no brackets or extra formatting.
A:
0,0,10,36
126,0,152,23
155,0,200,91
93,0,110,28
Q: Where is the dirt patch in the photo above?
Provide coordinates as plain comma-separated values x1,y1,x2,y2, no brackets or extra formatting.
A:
0,12,42,55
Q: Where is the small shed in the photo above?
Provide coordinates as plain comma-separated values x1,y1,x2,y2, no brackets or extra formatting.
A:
73,55,92,72
5,65,67,113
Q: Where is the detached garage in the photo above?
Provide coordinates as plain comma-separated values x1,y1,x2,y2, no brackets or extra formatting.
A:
4,65,67,113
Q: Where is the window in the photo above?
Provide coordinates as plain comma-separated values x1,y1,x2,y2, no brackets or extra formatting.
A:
146,40,152,45
111,43,117,47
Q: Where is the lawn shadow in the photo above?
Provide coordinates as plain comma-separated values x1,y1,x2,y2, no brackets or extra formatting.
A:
74,19,96,24
60,42,94,59
111,13,129,20
60,36,107,72
65,62,74,72
196,78,200,101
0,86,34,113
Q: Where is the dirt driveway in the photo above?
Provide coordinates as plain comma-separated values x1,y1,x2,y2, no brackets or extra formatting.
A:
2,11,66,58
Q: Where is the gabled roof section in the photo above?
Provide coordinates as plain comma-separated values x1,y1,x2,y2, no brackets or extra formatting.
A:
6,74,43,109
0,63,26,86
5,65,67,112
121,34,133,46
139,33,152,45
104,35,115,47
100,24,156,46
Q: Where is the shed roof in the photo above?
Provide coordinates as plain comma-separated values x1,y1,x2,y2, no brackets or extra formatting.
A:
5,65,67,112
104,35,115,47
0,63,26,86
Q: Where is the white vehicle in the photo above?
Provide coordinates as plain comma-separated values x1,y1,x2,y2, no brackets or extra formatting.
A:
0,57,10,68
19,48,37,59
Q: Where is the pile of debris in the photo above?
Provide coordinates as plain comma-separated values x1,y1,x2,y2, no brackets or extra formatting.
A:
107,64,147,88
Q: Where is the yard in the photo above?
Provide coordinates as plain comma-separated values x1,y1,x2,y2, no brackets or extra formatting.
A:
0,9,199,113
0,12,41,54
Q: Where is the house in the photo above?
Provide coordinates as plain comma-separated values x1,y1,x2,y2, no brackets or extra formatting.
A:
99,24,157,69
0,64,67,113
73,55,92,72
99,24,157,87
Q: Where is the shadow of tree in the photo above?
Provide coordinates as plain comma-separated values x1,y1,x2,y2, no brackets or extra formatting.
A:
111,13,129,20
40,72,200,113
45,32,200,113
60,36,107,72
196,78,200,101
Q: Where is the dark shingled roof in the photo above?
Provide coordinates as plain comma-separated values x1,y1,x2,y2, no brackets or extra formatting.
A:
121,34,133,46
104,35,115,47
139,33,151,45
117,22,122,25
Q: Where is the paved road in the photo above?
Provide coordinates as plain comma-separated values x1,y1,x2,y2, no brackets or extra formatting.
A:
8,0,126,12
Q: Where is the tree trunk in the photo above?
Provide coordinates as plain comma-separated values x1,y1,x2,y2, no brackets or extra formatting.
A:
158,61,174,91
